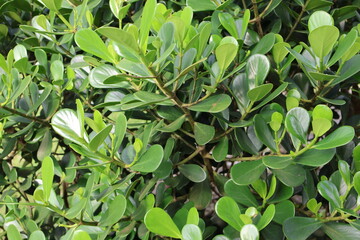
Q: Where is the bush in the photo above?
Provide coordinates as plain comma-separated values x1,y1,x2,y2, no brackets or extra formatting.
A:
1,0,360,239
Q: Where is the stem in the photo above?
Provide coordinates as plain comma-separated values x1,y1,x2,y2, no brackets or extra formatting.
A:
0,105,49,126
176,146,205,166
251,0,264,37
285,0,310,41
56,12,74,31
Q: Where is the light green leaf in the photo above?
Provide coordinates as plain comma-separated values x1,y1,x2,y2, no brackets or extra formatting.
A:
144,208,182,239
159,115,186,132
75,29,115,63
182,224,202,240
231,160,266,185
353,172,360,195
327,29,357,67
6,224,22,240
215,196,243,231
186,0,217,12
240,224,259,240
89,125,112,151
256,204,275,230
41,156,54,202
29,230,46,240
139,0,156,53
113,113,127,155
72,230,91,240
219,12,238,39
309,25,339,59
215,37,238,72
308,10,333,31
194,122,215,145
272,42,290,64
41,0,63,11
251,33,275,55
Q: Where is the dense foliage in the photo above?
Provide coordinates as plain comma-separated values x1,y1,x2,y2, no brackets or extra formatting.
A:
1,0,360,239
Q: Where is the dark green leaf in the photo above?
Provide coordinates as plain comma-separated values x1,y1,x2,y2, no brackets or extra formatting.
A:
231,160,266,185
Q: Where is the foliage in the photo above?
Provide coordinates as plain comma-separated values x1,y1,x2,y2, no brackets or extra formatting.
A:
0,0,360,239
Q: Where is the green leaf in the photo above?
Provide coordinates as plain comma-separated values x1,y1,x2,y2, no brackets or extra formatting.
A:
100,194,127,226
215,196,243,231
338,160,351,186
256,204,275,230
240,224,259,240
75,29,115,63
194,122,215,145
254,115,277,152
186,207,199,225
182,224,202,240
6,224,22,240
313,104,333,121
246,54,270,86
313,126,355,150
130,145,163,172
52,109,87,146
179,164,207,183
139,0,156,53
273,200,295,224
159,115,186,133
283,217,322,240
353,172,360,195
186,0,217,12
9,76,31,103
285,107,310,146
309,25,339,59
41,0,63,11
251,83,289,111
37,129,52,161
309,72,338,81
285,114,307,144
219,13,238,39
89,125,112,151
295,148,335,166
224,180,258,207
213,137,228,162
234,128,259,155
41,156,54,202
247,83,273,102
251,33,275,55
272,42,290,64
317,180,341,209
72,230,92,240
312,118,332,137
327,29,357,67
113,113,127,155
322,223,360,240
89,64,131,88
188,94,232,113
29,230,46,240
272,165,306,187
331,55,360,86
262,156,293,169
308,10,334,32
231,160,266,185
144,208,182,239
215,37,239,72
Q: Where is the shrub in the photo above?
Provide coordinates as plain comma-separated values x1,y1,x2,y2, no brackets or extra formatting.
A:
0,0,360,239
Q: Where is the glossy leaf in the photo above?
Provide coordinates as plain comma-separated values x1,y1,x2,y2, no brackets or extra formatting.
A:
309,25,339,59
99,194,127,226
182,224,202,240
240,224,259,240
246,54,270,86
247,83,273,102
272,165,306,187
254,115,277,151
130,145,164,172
283,217,322,240
231,160,266,185
179,164,207,183
313,126,355,150
262,156,293,169
215,196,243,231
308,10,334,32
188,94,232,113
194,122,215,145
144,208,182,239
295,148,335,166
41,156,54,202
212,137,228,162
317,180,341,209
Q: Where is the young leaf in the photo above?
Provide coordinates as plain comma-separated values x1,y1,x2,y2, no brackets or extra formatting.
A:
144,208,182,239
139,0,156,53
256,204,275,230
309,25,339,59
240,224,259,240
247,83,273,102
215,196,243,231
215,37,238,72
73,230,92,240
75,29,115,63
6,224,22,240
89,125,112,151
246,54,270,86
181,224,202,240
42,156,54,202
308,10,334,32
